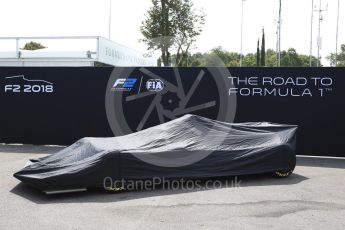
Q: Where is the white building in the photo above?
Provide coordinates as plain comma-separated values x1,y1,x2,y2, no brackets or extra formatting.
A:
0,36,156,67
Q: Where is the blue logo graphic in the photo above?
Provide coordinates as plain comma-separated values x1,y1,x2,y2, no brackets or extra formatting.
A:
112,78,137,91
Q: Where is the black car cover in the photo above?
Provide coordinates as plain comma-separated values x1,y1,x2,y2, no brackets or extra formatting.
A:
14,115,297,191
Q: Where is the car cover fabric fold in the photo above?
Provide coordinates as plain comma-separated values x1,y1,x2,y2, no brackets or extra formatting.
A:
14,114,297,191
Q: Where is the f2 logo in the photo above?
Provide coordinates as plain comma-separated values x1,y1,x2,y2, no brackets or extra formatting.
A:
112,78,137,91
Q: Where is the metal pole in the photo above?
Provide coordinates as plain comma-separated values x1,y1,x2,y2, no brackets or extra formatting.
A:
240,0,246,67
277,0,282,67
276,26,279,66
16,38,19,58
315,0,327,67
309,0,314,67
317,0,321,67
108,0,112,40
335,0,340,66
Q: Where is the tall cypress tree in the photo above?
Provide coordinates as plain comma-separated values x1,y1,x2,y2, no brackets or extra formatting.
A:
256,39,260,66
261,28,266,66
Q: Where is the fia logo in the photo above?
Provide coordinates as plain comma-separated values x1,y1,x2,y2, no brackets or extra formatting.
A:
146,79,164,92
112,78,137,91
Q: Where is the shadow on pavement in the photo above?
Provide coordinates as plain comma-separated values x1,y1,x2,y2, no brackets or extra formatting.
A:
297,155,345,169
10,150,344,204
0,144,64,154
10,173,308,204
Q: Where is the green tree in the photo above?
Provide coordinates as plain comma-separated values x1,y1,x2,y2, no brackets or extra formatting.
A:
141,0,205,67
266,49,277,67
210,47,239,66
243,53,256,67
182,47,318,67
188,52,203,66
280,48,301,66
201,52,227,66
327,44,345,67
260,29,266,66
280,48,319,67
195,47,234,67
256,39,260,66
157,58,162,67
21,41,46,50
185,47,240,67
299,54,318,67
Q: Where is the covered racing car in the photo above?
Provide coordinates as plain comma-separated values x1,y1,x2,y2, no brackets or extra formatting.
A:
14,115,297,193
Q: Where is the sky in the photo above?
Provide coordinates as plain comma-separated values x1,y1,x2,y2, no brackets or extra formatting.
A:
0,0,344,65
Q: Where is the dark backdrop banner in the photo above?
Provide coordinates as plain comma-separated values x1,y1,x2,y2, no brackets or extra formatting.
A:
0,67,344,157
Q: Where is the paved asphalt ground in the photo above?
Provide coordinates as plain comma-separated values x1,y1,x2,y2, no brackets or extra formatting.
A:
0,144,345,230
